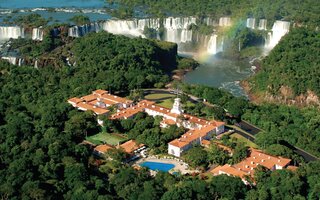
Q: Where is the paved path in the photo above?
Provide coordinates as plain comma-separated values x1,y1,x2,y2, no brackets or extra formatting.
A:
143,89,319,162
238,120,319,162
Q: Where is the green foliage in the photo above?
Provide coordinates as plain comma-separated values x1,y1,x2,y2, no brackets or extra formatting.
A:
110,0,319,28
183,146,208,168
71,32,176,91
124,114,184,151
177,57,199,70
249,28,320,97
69,15,90,25
188,23,213,35
208,144,230,165
242,104,320,157
11,34,63,57
106,5,134,19
13,13,48,27
229,143,249,164
209,175,248,200
106,148,127,162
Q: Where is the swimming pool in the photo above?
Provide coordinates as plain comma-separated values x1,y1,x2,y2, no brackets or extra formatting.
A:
140,161,175,172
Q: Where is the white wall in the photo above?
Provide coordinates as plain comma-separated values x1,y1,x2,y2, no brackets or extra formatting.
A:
216,125,225,135
168,144,181,157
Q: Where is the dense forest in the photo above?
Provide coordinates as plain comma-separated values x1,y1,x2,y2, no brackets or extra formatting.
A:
247,28,320,101
1,29,320,198
109,0,319,28
179,84,320,158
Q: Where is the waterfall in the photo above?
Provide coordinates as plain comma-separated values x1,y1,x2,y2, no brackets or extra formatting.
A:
246,18,256,29
206,34,218,54
162,17,196,43
66,17,228,55
32,28,44,41
266,20,290,49
1,56,17,65
219,17,231,27
0,26,24,39
18,58,24,66
203,17,217,26
258,19,267,30
137,18,160,30
102,20,143,37
68,22,101,37
34,60,38,68
181,29,193,43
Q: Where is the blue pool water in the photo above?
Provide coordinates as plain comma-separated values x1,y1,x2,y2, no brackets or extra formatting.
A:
140,161,175,172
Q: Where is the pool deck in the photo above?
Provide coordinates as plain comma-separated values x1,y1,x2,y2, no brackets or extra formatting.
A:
134,156,199,175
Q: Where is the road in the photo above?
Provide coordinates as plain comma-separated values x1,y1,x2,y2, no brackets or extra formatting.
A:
237,120,261,135
143,89,319,162
238,120,319,162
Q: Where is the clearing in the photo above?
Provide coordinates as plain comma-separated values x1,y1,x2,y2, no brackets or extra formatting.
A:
230,133,258,148
86,132,127,146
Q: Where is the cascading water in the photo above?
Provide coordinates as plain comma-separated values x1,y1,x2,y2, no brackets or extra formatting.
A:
206,34,218,54
18,58,24,66
246,18,255,29
1,56,17,65
258,19,267,30
203,17,217,26
34,60,38,68
68,22,101,37
266,20,290,49
0,26,24,39
163,17,196,43
32,28,44,41
137,18,160,30
219,17,231,27
102,20,143,37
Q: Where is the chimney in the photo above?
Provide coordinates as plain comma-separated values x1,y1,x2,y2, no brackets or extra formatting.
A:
251,161,254,164
268,156,271,159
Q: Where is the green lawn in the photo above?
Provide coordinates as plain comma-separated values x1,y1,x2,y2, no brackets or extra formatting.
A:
157,99,173,108
86,132,127,146
230,133,259,148
144,93,175,100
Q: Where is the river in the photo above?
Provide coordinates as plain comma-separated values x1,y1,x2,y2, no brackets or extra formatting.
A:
0,0,253,97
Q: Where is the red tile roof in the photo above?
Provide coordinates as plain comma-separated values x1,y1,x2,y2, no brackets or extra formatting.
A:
210,148,292,181
68,97,84,104
93,89,108,96
94,144,114,154
119,140,145,154
111,105,144,119
81,94,97,102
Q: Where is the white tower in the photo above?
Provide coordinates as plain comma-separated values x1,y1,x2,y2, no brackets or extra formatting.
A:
170,98,183,115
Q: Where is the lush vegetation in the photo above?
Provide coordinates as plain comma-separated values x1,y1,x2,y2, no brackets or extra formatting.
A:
110,0,319,28
0,32,178,198
71,32,176,91
1,37,320,199
249,28,320,98
69,15,90,25
242,104,320,158
178,82,320,158
101,113,186,154
3,13,48,27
